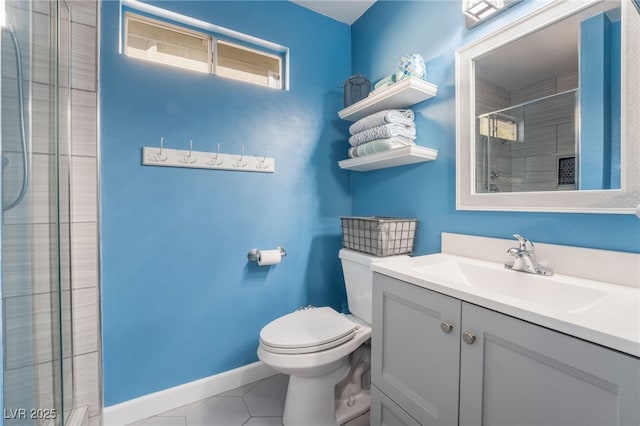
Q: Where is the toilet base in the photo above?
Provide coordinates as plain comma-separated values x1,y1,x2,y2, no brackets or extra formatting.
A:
283,357,350,426
336,390,370,425
342,411,370,426
335,343,371,425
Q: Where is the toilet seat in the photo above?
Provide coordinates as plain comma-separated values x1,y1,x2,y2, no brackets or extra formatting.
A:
261,332,356,354
260,307,358,355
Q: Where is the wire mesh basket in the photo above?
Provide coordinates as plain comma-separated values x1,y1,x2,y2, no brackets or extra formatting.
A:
340,216,418,256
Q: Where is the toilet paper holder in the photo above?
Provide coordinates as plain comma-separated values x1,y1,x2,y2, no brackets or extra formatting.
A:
247,247,287,262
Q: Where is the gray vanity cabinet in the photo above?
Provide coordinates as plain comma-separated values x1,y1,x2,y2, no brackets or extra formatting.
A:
371,273,462,425
459,302,640,426
371,273,640,426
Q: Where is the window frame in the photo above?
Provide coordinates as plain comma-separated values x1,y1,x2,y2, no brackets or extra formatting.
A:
124,12,214,74
213,39,283,89
121,2,289,90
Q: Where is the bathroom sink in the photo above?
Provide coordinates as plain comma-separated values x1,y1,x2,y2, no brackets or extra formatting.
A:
411,259,609,312
371,252,640,357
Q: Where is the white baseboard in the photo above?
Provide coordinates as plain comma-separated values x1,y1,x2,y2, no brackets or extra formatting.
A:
103,361,278,426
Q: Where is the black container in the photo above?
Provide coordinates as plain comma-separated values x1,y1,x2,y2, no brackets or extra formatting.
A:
342,74,371,108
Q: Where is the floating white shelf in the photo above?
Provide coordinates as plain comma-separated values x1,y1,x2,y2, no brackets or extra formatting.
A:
338,77,438,122
338,145,438,172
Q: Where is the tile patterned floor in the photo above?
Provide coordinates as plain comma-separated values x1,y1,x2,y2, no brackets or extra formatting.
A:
127,373,371,426
127,374,289,426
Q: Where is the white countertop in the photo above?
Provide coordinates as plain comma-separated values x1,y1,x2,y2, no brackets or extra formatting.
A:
371,253,640,358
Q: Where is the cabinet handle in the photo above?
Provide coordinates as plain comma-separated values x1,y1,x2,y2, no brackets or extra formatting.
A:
463,331,476,345
440,322,454,334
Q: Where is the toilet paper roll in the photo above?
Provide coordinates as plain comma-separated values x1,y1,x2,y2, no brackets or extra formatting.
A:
258,249,282,266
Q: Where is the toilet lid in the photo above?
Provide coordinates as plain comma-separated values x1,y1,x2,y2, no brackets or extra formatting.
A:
260,307,358,353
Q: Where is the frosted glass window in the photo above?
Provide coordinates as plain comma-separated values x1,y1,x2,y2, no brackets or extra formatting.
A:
216,40,281,89
124,13,283,89
126,15,211,73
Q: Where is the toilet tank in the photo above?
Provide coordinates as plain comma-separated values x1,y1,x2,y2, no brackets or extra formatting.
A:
339,249,408,324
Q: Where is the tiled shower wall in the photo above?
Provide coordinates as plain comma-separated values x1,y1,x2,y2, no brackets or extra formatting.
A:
509,72,578,192
474,77,511,193
474,73,577,193
3,0,100,424
68,1,101,425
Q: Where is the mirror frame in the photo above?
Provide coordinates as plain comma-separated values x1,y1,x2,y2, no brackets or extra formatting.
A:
456,0,639,215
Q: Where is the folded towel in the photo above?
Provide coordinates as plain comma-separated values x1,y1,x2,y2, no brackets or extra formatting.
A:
349,123,416,146
349,109,415,135
348,136,416,158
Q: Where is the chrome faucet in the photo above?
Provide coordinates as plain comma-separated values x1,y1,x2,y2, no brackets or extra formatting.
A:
505,234,553,276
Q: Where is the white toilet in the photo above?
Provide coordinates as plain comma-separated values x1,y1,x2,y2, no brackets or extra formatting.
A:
257,248,407,426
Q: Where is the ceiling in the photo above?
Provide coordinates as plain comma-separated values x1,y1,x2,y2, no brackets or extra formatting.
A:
290,1,621,92
475,2,620,92
475,19,579,92
290,0,377,24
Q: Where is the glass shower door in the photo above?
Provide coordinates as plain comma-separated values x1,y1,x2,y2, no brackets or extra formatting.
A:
1,0,73,424
57,0,74,422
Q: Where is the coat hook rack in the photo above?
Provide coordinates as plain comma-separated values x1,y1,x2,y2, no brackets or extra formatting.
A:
142,138,275,173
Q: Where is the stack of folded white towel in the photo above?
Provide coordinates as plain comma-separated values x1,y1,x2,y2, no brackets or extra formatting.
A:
347,109,416,158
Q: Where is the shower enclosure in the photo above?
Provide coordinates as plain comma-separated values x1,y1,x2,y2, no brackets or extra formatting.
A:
1,0,74,424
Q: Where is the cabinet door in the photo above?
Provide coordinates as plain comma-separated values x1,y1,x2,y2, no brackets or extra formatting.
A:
371,384,421,426
372,273,462,426
459,302,640,426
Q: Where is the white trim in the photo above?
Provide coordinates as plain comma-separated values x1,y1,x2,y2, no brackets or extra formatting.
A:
455,0,640,214
126,11,211,40
103,361,278,426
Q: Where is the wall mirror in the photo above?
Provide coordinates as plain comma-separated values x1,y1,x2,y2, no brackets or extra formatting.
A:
456,0,639,215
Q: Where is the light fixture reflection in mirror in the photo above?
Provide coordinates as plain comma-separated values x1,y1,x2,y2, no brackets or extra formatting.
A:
463,0,503,21
463,0,521,28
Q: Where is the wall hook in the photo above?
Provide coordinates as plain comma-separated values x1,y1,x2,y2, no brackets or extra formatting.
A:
152,137,168,162
208,143,223,166
233,145,247,168
182,140,197,164
256,148,271,169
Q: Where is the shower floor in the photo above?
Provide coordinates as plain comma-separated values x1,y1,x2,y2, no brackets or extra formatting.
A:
127,373,370,426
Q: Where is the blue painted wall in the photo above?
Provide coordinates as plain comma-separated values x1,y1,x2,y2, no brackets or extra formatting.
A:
580,14,621,190
101,0,639,408
100,0,351,406
350,1,639,255
609,20,621,189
